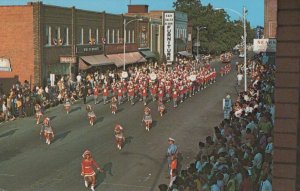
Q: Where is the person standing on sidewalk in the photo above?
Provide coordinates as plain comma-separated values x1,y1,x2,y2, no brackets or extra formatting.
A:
237,73,243,86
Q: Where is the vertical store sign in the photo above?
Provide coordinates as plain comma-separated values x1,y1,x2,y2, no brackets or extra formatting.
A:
164,12,174,62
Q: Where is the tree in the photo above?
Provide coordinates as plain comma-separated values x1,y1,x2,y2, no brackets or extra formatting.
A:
173,0,256,55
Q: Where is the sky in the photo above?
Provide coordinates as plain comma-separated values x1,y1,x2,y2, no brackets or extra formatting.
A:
0,0,264,27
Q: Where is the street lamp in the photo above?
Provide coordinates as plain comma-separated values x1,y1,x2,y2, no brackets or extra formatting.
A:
196,26,207,60
122,18,143,78
215,7,248,91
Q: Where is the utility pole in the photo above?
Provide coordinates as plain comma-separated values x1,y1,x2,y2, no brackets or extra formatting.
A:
243,6,247,92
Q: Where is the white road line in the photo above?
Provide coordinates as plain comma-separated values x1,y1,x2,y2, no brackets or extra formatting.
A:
101,182,151,189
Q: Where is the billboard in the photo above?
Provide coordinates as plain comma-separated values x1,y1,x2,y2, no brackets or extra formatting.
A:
253,38,276,53
164,12,175,63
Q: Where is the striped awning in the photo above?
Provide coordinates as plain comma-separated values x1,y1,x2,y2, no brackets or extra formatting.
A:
107,52,147,68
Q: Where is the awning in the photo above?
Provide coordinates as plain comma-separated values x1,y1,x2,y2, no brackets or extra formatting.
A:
107,52,147,68
139,50,156,59
79,59,92,71
0,58,12,71
81,54,114,66
177,51,193,57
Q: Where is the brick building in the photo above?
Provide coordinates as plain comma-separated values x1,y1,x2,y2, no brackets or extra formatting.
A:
0,2,146,91
264,0,277,38
273,0,300,190
0,5,35,91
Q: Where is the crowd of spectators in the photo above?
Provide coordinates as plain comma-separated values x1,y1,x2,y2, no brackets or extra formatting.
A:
160,54,275,191
0,54,219,124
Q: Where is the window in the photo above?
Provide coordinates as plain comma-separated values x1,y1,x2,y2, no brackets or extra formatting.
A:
89,28,92,41
51,26,61,45
128,30,131,43
81,28,84,45
96,28,99,44
107,29,110,44
65,27,69,45
117,29,120,44
132,30,135,43
112,29,115,44
45,26,51,46
58,27,61,39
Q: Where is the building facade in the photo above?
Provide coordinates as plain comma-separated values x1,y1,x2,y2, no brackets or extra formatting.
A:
273,0,300,191
0,2,148,90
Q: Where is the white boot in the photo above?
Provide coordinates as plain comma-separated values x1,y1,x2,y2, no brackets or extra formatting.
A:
91,185,95,191
84,181,88,188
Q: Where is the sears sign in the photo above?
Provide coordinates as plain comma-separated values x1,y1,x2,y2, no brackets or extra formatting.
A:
253,38,276,53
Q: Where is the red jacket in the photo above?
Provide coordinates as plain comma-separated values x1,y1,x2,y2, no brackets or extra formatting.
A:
103,87,108,96
117,89,122,97
172,91,178,98
81,159,100,176
94,87,99,96
128,88,134,97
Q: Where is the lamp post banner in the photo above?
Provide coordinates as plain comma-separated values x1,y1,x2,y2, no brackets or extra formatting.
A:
164,12,175,63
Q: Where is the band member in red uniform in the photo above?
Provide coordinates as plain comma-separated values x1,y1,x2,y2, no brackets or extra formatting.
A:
110,96,117,115
158,101,166,117
150,85,157,102
122,81,127,100
128,86,135,105
93,86,99,105
179,85,184,103
40,117,54,145
165,84,171,102
34,103,43,124
117,87,123,105
157,88,164,103
86,104,96,126
172,89,178,108
212,68,217,83
134,83,139,99
114,124,125,150
102,86,109,104
141,86,147,106
142,107,152,131
81,150,104,191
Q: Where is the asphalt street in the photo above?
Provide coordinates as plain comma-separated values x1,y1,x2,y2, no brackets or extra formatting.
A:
0,58,241,191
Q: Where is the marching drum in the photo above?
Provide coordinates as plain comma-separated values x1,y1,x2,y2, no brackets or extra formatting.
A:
150,73,157,81
189,75,196,82
121,71,128,79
